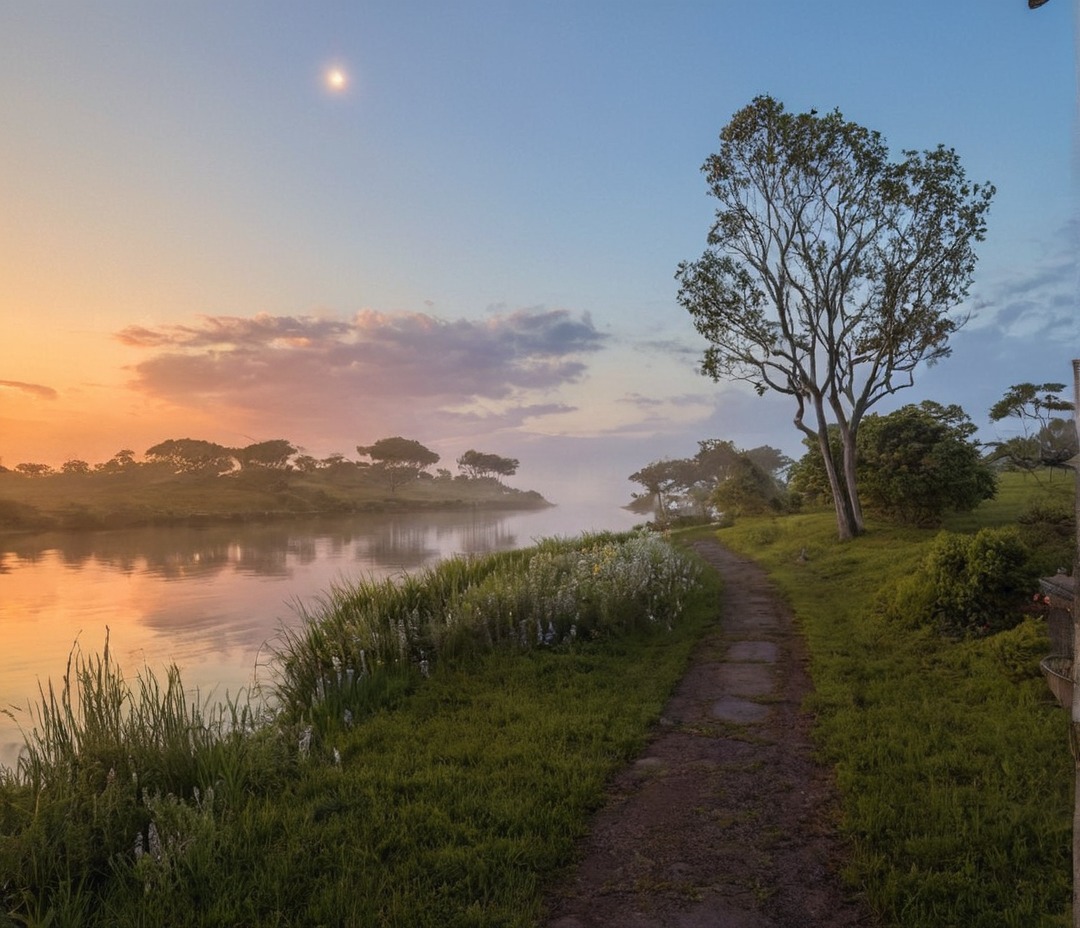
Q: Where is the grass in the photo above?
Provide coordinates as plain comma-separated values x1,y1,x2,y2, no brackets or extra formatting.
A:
0,530,716,927
708,470,1076,927
4,471,1074,926
0,466,549,533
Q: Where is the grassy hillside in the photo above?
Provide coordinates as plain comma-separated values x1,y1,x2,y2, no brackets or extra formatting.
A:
0,466,548,532
707,471,1076,927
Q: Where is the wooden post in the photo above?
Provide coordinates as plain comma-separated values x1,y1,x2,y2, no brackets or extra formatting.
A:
1072,358,1080,928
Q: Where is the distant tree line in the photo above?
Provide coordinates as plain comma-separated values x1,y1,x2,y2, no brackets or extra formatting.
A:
629,440,792,524
630,383,1076,530
3,436,524,494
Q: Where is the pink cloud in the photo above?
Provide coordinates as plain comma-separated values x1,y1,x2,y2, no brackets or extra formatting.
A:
115,307,606,444
0,379,58,400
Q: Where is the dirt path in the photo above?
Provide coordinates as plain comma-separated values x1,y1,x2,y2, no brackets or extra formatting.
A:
542,540,879,928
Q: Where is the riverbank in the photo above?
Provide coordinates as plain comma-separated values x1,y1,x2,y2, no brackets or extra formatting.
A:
0,466,550,534
0,531,713,927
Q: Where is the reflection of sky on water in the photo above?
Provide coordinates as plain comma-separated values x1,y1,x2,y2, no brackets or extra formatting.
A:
0,503,640,769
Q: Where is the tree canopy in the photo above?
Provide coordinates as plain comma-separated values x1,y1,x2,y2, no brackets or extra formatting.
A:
790,401,995,527
676,95,994,539
986,382,1076,477
356,437,440,491
456,450,520,480
629,440,789,522
145,439,234,475
233,439,297,470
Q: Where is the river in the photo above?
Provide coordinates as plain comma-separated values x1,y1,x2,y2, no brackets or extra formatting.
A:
0,501,642,769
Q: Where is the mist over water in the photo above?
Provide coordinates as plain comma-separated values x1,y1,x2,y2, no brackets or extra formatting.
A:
0,501,642,769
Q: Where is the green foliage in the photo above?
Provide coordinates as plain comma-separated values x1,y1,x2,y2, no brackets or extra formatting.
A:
717,495,1071,926
13,462,52,478
987,382,1077,477
1015,502,1076,577
0,534,716,926
145,438,234,475
791,403,995,526
233,438,296,469
628,439,790,524
709,454,781,516
885,528,1032,636
357,436,441,491
0,637,282,924
456,449,520,480
0,451,548,532
787,427,843,504
272,532,701,724
677,95,994,540
857,403,996,525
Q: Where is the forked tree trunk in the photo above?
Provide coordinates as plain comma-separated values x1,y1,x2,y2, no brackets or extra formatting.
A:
836,423,865,536
806,396,859,541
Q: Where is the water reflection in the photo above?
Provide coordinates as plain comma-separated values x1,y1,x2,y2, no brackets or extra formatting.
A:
0,510,529,580
0,503,639,769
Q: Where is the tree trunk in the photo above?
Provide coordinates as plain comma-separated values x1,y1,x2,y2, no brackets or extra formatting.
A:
839,428,865,535
804,396,859,541
829,393,866,536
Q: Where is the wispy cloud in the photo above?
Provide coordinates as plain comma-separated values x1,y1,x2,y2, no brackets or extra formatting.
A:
116,307,607,441
0,379,58,400
968,218,1080,339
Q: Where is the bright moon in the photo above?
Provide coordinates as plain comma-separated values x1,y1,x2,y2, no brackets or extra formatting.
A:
325,67,348,93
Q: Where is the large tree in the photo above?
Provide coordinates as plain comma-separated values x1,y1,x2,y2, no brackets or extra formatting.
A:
987,382,1076,478
145,438,233,475
676,96,994,539
456,450,520,481
232,439,297,470
356,436,440,492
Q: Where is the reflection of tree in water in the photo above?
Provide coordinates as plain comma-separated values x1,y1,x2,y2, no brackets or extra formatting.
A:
360,512,518,568
2,525,295,579
0,510,523,580
364,522,440,570
451,515,518,556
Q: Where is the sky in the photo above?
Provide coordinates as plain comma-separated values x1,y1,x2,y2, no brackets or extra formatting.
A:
1,1,1077,508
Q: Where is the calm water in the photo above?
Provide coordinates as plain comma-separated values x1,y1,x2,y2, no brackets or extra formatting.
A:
0,502,640,768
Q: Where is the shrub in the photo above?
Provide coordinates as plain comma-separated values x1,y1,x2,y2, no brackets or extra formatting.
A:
885,528,1033,636
856,403,996,526
1016,502,1076,577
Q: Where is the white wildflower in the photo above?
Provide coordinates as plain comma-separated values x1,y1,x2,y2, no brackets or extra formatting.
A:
147,821,163,862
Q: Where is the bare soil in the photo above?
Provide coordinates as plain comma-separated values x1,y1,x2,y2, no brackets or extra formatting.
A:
541,540,880,928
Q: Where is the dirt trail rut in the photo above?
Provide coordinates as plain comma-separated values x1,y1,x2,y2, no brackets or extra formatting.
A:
542,540,879,928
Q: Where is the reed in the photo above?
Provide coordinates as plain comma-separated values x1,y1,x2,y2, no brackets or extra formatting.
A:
270,530,700,727
1,529,708,926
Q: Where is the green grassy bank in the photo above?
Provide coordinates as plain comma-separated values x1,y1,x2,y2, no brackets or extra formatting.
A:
708,471,1075,927
0,532,715,927
0,466,549,534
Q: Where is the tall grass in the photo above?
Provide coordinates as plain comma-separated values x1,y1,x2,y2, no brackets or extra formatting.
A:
712,472,1075,927
1,530,709,926
0,631,288,927
271,531,699,728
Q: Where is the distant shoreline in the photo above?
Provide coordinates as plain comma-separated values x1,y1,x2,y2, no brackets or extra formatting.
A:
0,469,553,536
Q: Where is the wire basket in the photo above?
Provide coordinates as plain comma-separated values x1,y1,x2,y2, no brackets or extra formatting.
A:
1040,655,1073,710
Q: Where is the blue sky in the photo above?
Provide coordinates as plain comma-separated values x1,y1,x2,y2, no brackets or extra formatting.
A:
0,1,1076,506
